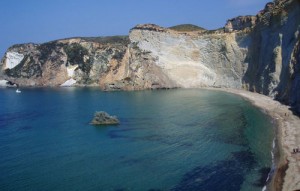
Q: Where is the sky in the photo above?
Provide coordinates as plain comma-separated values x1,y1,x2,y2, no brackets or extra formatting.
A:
0,0,271,57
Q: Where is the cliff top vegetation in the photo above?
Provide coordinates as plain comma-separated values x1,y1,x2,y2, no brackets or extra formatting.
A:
169,24,206,32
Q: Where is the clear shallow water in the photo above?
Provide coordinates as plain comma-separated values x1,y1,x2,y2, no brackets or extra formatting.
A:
0,88,274,191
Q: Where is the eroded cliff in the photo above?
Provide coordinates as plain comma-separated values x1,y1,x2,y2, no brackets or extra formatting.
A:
130,24,248,88
0,35,175,90
0,37,130,87
241,0,300,113
0,0,299,113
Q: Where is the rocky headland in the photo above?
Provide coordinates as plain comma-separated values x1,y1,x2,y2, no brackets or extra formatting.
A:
0,0,300,190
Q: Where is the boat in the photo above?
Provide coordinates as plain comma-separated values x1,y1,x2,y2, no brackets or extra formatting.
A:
16,89,21,93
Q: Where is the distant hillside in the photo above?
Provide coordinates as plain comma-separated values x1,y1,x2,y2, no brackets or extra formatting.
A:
169,24,205,32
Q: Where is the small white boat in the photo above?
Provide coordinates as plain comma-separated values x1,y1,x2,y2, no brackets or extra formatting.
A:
16,89,21,93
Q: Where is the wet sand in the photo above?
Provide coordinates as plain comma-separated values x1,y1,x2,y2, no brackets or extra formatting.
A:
206,88,300,191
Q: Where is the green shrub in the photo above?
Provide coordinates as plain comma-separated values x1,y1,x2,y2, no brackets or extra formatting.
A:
63,43,91,72
169,24,205,32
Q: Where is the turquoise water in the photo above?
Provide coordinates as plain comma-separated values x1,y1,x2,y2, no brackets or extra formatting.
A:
0,88,274,191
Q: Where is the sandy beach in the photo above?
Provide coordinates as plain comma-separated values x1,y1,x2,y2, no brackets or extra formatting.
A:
211,88,300,191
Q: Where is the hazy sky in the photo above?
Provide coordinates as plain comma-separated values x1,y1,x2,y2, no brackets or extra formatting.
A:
0,0,270,57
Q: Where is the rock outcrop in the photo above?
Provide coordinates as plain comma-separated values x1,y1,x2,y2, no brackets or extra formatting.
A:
90,111,119,125
0,0,299,113
225,16,257,32
0,80,8,87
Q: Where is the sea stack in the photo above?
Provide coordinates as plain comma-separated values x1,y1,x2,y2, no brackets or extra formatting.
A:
90,111,119,125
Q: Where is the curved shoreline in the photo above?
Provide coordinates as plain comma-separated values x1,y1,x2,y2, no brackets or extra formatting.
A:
207,88,300,191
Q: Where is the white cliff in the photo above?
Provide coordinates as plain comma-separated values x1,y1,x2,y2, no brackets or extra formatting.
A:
60,78,76,87
4,52,24,69
130,25,248,88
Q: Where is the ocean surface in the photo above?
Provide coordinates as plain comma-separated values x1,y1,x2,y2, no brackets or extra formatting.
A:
0,88,274,191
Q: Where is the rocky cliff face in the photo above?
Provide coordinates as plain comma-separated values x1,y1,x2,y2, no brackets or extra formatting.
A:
225,16,257,32
241,0,300,113
0,0,299,112
0,36,175,90
0,37,130,87
130,24,248,88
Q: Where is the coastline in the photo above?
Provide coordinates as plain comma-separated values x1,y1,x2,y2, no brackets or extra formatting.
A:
208,88,300,191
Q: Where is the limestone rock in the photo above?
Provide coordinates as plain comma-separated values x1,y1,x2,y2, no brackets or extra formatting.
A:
225,16,257,32
0,80,8,87
131,24,167,32
129,23,248,88
90,111,119,125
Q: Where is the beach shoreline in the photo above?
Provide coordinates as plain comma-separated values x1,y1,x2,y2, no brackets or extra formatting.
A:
207,88,300,191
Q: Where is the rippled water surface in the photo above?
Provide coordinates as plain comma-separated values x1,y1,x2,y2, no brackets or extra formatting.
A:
0,88,274,191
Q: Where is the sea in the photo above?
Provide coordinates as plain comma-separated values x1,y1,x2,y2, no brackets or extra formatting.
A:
0,88,274,191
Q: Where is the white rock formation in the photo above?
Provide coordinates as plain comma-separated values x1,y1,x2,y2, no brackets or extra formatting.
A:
67,65,78,77
5,52,24,69
60,78,76,87
0,80,8,86
129,29,248,88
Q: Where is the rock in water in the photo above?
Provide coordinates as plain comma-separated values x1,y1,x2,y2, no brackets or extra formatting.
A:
90,111,119,125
